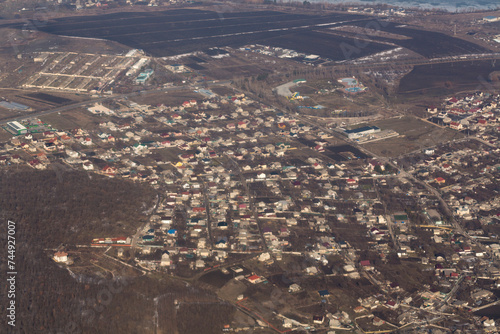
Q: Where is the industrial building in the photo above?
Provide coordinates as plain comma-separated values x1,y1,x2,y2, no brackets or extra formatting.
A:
6,121,28,135
483,16,500,23
135,69,154,84
344,125,380,139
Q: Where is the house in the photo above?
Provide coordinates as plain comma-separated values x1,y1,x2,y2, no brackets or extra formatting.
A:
102,165,116,175
54,251,68,263
81,137,93,146
82,162,94,170
450,122,463,130
360,260,374,270
435,177,446,184
353,306,365,313
160,253,171,267
368,160,384,172
313,315,324,324
373,317,385,326
477,119,487,126
259,252,271,262
346,178,358,188
386,300,398,309
247,274,263,284
318,289,330,297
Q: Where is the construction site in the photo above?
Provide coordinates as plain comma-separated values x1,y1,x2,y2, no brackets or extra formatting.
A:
22,50,149,93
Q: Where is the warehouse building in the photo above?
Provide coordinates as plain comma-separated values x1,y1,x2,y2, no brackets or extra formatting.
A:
6,121,28,135
344,125,380,139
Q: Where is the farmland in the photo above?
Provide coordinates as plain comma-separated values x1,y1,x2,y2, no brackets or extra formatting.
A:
349,21,491,58
397,59,500,99
19,9,489,62
26,9,389,59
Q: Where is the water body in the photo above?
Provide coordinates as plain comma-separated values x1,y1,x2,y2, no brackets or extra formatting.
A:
310,0,500,12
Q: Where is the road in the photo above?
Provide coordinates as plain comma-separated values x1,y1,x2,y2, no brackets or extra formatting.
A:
327,53,500,69
130,194,161,258
373,178,400,250
226,154,268,252
0,80,231,126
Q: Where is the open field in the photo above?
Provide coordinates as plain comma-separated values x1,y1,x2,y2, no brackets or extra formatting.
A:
362,116,463,157
291,81,383,115
397,59,500,99
350,21,491,59
256,30,393,61
40,107,102,131
129,89,201,106
25,10,359,55
12,9,394,61
0,127,12,141
21,9,490,61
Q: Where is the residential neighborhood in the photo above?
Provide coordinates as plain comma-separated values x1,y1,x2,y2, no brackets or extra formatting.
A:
1,85,500,333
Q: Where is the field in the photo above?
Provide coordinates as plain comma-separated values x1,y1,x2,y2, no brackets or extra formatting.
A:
40,108,102,131
0,88,87,122
256,30,393,61
22,51,143,93
362,116,463,157
23,9,398,60
129,89,203,106
0,127,12,141
291,79,384,116
397,60,500,99
350,21,491,58
26,9,490,60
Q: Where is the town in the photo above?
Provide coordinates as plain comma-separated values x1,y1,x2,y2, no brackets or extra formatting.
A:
0,1,500,333
1,77,500,332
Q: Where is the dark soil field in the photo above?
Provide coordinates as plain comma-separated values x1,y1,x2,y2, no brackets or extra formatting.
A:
256,30,393,61
26,92,72,105
24,9,389,59
398,60,500,98
5,9,488,63
350,22,491,58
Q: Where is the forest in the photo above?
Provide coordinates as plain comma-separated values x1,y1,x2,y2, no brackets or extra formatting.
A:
0,170,234,333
